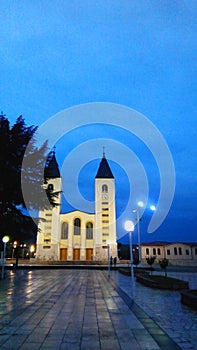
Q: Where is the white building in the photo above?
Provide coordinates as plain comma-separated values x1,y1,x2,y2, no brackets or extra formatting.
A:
36,151,117,262
141,241,197,266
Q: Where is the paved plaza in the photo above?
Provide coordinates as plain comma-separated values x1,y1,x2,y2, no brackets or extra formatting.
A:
111,269,197,350
0,269,196,350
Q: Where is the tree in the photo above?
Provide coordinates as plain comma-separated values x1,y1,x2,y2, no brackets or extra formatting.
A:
0,113,58,245
146,256,156,274
159,258,169,277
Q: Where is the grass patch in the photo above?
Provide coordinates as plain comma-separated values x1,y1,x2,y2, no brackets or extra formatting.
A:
181,290,197,310
147,275,184,284
188,290,197,296
119,268,189,290
118,267,149,276
136,273,189,290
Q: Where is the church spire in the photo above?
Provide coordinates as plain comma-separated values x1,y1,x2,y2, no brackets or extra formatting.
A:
44,149,60,179
95,151,114,179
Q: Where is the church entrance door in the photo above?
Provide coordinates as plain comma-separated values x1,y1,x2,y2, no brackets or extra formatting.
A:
60,248,67,261
73,248,80,261
86,248,93,261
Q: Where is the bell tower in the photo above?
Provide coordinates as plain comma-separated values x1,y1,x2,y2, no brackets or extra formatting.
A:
36,150,62,261
95,151,117,261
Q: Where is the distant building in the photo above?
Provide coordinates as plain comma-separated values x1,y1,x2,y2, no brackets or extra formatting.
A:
141,242,197,266
36,151,117,262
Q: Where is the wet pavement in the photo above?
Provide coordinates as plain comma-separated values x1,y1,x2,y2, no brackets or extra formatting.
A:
0,269,196,350
111,269,197,350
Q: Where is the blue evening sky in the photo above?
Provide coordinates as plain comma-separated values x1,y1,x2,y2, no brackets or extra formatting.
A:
0,1,196,243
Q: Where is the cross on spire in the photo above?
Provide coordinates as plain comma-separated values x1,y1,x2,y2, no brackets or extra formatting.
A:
103,146,106,158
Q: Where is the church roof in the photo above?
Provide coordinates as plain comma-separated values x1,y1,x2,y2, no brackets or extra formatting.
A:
44,151,60,179
95,153,114,179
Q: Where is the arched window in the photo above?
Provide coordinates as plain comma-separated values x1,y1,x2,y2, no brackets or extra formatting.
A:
102,184,108,193
178,247,182,255
61,222,68,239
74,218,81,235
86,222,93,239
146,248,149,255
153,248,156,255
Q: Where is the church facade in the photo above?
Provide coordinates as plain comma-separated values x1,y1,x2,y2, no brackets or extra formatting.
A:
36,152,117,262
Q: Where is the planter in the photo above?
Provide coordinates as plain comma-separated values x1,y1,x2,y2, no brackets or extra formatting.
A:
118,268,150,277
181,290,197,310
136,274,189,290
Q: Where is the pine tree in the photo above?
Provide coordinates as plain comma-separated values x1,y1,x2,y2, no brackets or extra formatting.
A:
0,113,57,243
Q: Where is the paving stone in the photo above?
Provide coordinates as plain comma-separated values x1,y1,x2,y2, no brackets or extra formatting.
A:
111,269,197,350
1,269,194,350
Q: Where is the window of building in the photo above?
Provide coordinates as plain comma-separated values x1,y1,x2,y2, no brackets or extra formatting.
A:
102,208,109,211
47,184,54,192
43,239,51,243
179,247,182,255
186,249,189,256
61,222,68,239
102,184,108,192
102,214,109,217
74,218,81,235
86,222,93,239
167,249,171,255
102,202,108,205
157,248,161,255
153,248,156,255
45,213,52,216
195,248,197,255
102,220,109,223
174,247,177,255
146,248,149,255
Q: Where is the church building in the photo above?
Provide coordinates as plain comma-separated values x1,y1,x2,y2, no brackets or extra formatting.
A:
36,151,117,262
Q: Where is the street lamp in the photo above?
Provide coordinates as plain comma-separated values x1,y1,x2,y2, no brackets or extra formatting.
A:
106,241,110,278
133,202,156,263
150,205,156,212
124,220,135,298
133,201,144,263
106,240,115,278
1,235,9,279
20,243,27,258
12,241,17,258
30,245,35,258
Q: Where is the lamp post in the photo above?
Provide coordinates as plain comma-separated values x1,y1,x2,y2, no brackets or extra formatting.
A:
1,235,9,279
133,202,156,264
124,220,135,298
106,240,114,278
107,242,110,278
30,245,35,258
133,201,144,263
20,243,27,258
12,241,17,258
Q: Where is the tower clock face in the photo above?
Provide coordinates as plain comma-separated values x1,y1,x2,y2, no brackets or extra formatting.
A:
102,194,108,200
